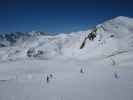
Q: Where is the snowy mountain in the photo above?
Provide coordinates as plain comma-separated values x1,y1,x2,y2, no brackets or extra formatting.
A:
0,16,133,100
0,31,48,47
0,16,133,61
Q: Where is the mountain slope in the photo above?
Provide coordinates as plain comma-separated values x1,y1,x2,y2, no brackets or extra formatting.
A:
0,16,133,61
0,16,133,100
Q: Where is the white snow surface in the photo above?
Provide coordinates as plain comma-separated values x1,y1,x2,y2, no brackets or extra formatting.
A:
0,16,133,100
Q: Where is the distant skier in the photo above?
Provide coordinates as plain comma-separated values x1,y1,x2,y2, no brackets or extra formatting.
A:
46,76,50,83
111,58,116,66
46,73,53,83
114,72,119,79
49,74,53,78
80,68,84,74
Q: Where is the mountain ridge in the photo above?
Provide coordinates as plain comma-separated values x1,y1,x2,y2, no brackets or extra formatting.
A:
0,16,133,61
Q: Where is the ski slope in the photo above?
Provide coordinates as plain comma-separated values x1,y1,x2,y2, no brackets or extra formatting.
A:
0,16,133,100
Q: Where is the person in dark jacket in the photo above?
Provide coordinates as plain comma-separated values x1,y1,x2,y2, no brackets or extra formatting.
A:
46,76,50,83
80,68,84,74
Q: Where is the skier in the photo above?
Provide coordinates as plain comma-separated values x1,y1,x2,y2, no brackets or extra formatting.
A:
49,74,53,78
111,58,116,66
46,76,50,83
46,73,53,83
114,72,119,79
80,68,84,74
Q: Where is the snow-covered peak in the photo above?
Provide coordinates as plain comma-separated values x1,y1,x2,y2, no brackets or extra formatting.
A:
96,16,133,38
0,31,48,47
0,16,133,61
100,16,133,29
112,16,132,20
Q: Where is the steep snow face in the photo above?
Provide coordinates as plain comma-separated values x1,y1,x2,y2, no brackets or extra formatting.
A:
95,16,133,56
98,16,133,38
0,16,133,61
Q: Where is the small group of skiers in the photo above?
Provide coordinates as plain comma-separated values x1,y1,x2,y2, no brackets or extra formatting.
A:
79,67,119,80
44,68,119,84
45,73,53,83
44,68,85,84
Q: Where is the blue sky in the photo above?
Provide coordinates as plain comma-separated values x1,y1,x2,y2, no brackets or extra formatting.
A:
1,0,133,33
